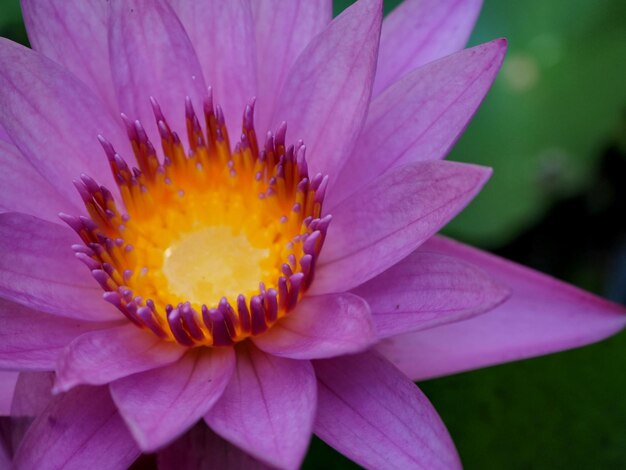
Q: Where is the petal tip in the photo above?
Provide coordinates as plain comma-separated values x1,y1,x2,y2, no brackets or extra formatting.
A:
131,429,158,454
51,378,71,395
495,37,508,49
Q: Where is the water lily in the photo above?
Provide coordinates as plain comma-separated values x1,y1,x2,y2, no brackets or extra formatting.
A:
0,0,624,468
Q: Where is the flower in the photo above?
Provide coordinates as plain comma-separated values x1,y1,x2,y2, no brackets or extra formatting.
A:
0,0,624,468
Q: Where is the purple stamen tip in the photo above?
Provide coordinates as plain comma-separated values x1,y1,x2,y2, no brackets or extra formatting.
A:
243,102,255,130
75,252,100,270
72,244,94,254
120,113,138,140
296,146,308,174
250,295,268,335
119,286,133,302
150,97,166,122
158,120,170,139
137,306,168,339
215,106,225,126
205,308,234,346
59,213,82,232
297,178,309,192
91,269,110,290
315,176,329,202
303,230,321,255
181,303,204,341
203,95,214,116
185,96,194,117
265,288,278,323
167,308,195,347
103,291,123,308
80,174,100,193
237,294,251,333
134,120,149,143
275,122,287,145
72,181,91,203
97,135,117,160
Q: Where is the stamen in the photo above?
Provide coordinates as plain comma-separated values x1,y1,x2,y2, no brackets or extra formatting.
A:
64,93,330,347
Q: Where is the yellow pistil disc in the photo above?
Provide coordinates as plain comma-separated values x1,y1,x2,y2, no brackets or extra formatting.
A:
162,226,270,306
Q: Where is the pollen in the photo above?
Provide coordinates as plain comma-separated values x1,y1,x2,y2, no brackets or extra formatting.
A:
63,91,330,347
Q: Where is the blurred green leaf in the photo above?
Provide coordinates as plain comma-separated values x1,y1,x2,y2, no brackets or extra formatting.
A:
0,0,27,46
420,332,626,469
445,0,626,247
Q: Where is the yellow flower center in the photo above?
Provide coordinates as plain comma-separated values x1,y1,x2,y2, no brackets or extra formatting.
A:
162,226,270,305
65,94,329,347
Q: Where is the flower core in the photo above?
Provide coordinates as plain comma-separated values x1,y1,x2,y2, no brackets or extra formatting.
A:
64,94,330,347
162,226,270,304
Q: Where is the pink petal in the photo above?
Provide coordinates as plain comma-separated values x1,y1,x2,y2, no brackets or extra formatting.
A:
205,344,316,469
13,385,140,469
0,213,120,322
269,0,382,177
0,298,115,372
352,250,509,338
21,0,118,114
0,124,10,142
0,141,72,222
108,0,207,145
110,347,235,452
10,372,55,417
169,0,256,135
1,417,26,461
314,160,491,294
377,236,626,380
0,372,55,455
374,0,483,96
330,39,506,206
0,436,8,468
314,351,460,469
157,423,272,470
0,39,127,201
54,324,186,392
252,293,376,359
251,0,332,134
0,372,18,416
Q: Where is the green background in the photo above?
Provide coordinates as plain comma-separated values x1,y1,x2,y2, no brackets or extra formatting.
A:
2,0,626,468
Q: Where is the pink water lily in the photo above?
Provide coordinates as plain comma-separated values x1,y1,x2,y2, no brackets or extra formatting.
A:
0,0,624,468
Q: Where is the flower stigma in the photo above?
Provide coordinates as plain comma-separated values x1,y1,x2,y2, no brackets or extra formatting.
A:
161,226,270,305
62,91,330,347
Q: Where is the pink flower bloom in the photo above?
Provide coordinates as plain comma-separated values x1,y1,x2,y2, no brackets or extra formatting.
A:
0,0,624,468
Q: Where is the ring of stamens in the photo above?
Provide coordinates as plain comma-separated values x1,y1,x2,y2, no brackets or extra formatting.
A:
63,92,330,347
